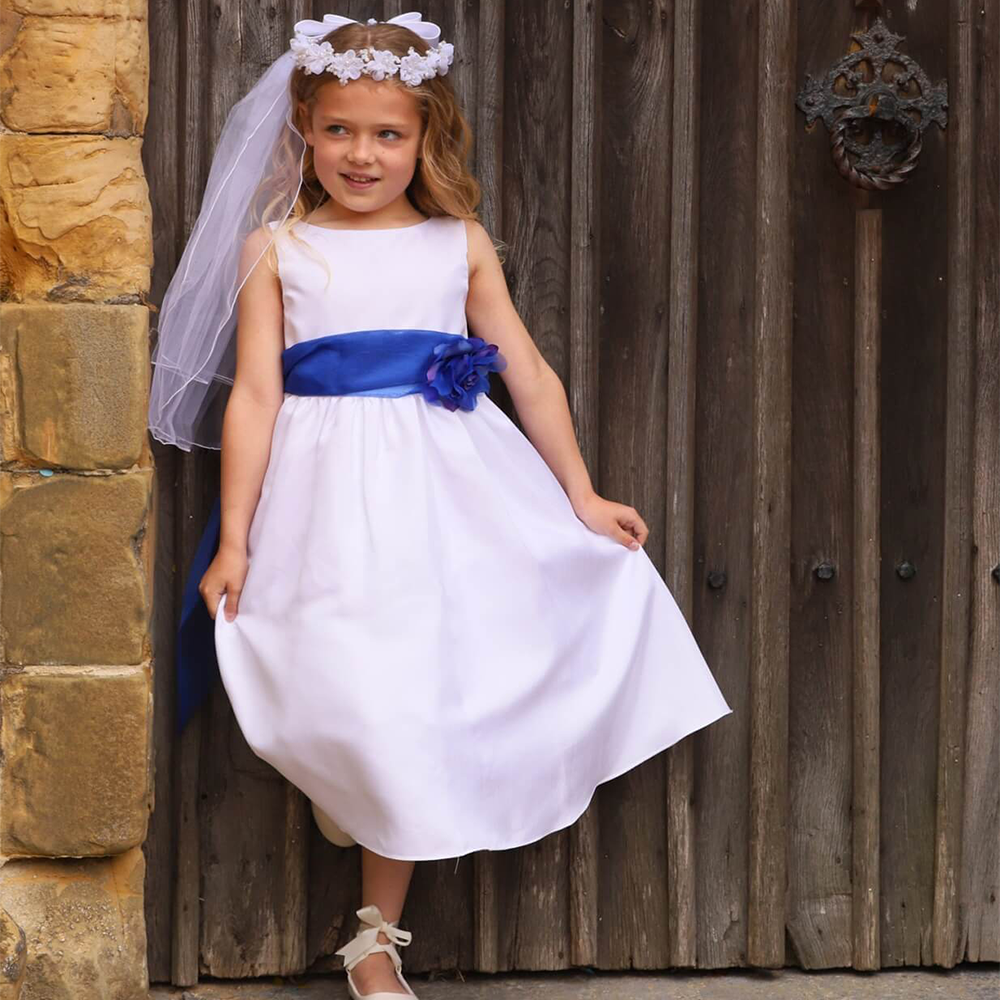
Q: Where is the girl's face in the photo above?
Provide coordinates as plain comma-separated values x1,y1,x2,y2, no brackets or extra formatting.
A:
300,77,424,219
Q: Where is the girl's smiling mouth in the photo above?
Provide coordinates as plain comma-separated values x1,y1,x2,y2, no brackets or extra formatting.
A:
342,173,379,189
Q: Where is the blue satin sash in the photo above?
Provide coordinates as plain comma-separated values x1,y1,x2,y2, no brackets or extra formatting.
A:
175,329,472,734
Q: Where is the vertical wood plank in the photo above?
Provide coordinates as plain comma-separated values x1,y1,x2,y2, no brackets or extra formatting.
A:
166,0,212,983
568,0,602,970
932,0,976,969
171,646,203,987
959,0,1000,965
596,0,673,970
495,0,575,971
471,0,506,976
304,826,355,974
199,673,307,976
786,1,857,972
853,209,882,971
664,0,701,970
146,442,178,983
173,447,216,985
143,0,183,982
878,2,950,968
694,0,757,970
747,0,795,969
280,786,310,970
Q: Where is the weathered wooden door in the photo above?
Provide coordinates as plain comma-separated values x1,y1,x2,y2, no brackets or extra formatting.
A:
142,0,999,985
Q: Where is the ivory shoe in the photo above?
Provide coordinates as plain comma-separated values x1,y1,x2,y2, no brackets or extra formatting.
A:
310,797,357,847
334,903,417,999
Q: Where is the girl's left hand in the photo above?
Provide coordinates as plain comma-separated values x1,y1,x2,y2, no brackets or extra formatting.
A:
572,493,649,550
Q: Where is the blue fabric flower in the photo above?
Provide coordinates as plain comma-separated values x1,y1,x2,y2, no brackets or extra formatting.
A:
421,336,507,411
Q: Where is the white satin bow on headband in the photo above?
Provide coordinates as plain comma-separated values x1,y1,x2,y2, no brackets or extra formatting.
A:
294,11,442,44
290,11,454,86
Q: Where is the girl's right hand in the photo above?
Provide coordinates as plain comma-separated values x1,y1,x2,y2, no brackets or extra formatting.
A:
199,547,249,622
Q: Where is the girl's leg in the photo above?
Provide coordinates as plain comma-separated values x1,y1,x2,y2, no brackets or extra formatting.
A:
348,847,416,996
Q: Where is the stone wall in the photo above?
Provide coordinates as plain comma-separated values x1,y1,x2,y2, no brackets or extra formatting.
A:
0,3,154,998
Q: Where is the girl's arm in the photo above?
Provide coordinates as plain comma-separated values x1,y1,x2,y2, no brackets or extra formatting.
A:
217,229,286,558
463,221,648,550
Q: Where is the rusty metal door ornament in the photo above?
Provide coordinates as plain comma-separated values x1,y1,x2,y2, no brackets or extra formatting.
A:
796,17,947,190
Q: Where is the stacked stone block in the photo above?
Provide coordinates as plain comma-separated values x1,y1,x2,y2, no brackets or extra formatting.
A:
0,3,154,998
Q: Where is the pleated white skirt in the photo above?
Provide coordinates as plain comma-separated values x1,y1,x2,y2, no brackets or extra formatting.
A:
214,391,732,860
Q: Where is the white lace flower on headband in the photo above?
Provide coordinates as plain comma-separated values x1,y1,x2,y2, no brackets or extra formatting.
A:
290,12,454,87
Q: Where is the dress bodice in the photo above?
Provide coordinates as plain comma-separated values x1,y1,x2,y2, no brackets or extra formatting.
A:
268,215,470,350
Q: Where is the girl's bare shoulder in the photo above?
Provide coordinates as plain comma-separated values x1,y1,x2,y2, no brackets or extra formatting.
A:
462,218,501,279
238,225,282,288
243,223,277,256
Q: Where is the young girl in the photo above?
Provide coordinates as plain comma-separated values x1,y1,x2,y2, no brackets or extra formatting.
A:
148,12,732,1000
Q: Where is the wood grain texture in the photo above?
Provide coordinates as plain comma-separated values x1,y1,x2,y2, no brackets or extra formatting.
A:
568,0,602,970
174,443,220,984
145,442,179,983
786,1,861,972
143,0,184,983
166,0,214,984
597,0,673,971
470,0,506,978
303,823,355,974
877,2,950,968
198,681,308,976
786,0,858,970
494,0,574,971
664,0,700,970
171,657,202,987
853,208,882,971
747,0,795,969
933,0,976,969
959,0,1000,965
694,0,756,971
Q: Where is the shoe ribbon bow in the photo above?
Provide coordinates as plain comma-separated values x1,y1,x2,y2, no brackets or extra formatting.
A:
334,903,413,972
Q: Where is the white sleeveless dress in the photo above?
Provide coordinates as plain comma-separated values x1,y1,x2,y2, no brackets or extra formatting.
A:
213,215,733,861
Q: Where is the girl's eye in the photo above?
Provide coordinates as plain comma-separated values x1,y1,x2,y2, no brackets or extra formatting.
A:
326,125,401,139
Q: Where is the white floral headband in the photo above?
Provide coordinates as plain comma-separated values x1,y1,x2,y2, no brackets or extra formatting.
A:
290,11,454,87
